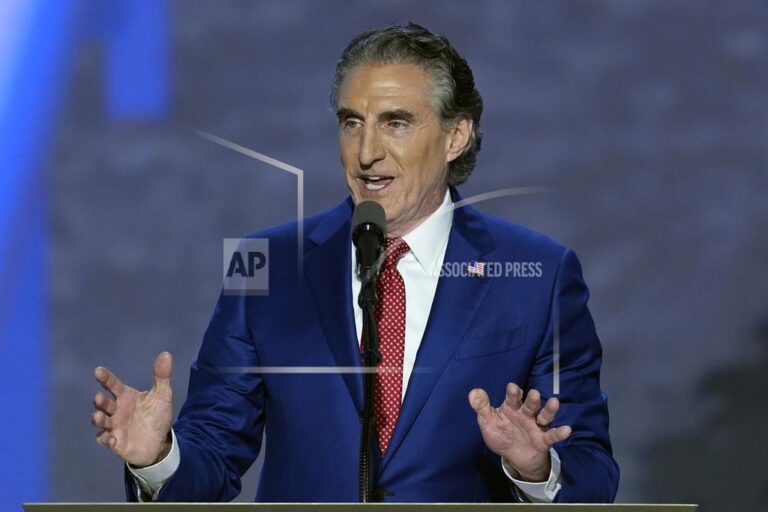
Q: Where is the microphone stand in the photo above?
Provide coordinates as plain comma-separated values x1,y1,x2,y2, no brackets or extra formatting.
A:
358,258,380,503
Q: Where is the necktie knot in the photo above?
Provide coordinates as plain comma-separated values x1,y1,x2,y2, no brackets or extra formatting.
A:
381,238,410,270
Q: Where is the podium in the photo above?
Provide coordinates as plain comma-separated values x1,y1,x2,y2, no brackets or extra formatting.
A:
24,504,698,511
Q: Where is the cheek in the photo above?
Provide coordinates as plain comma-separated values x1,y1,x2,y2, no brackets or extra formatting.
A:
339,135,358,170
400,141,445,187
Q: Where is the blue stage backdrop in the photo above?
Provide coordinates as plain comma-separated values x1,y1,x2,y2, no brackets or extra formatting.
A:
0,1,766,510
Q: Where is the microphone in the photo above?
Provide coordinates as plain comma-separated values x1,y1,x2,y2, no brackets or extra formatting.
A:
352,201,386,502
352,201,386,276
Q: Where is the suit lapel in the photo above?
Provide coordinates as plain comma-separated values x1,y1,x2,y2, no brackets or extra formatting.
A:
380,191,496,472
304,199,364,412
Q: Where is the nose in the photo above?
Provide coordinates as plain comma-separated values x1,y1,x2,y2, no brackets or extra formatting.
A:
358,124,385,169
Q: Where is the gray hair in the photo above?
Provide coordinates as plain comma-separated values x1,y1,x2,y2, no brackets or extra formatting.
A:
330,22,483,186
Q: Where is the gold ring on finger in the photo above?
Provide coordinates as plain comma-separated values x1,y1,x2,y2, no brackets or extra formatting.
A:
535,415,552,429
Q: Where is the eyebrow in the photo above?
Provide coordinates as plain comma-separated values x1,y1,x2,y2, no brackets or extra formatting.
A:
379,108,416,124
335,107,361,122
335,107,417,124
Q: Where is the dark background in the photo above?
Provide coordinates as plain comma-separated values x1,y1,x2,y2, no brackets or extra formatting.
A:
43,1,767,509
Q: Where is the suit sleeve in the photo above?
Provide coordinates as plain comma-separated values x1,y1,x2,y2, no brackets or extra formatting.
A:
125,290,266,502
527,248,620,502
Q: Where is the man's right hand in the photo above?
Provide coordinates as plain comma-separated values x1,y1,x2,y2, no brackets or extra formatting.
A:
92,352,174,468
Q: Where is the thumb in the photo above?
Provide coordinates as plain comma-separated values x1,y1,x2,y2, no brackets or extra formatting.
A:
152,351,173,390
469,388,494,419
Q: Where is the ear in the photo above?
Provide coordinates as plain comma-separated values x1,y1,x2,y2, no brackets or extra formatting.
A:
445,117,473,163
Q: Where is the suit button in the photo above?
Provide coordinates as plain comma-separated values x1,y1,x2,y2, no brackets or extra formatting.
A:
371,486,391,502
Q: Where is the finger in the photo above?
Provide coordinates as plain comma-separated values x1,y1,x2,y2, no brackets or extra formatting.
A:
543,425,572,446
94,366,126,397
468,388,494,420
91,410,113,431
500,382,523,414
521,388,542,417
536,397,560,427
95,430,111,448
152,351,173,390
93,392,117,416
96,430,118,450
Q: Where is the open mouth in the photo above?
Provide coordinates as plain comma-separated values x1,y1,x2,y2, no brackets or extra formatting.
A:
358,175,394,192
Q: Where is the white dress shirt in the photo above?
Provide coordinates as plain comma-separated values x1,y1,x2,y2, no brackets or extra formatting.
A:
130,189,561,502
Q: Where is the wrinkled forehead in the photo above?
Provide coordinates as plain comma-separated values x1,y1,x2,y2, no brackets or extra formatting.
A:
336,63,437,115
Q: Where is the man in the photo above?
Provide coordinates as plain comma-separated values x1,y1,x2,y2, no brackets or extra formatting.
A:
92,23,619,503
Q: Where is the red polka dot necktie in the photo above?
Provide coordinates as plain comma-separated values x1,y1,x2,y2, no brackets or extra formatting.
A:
373,237,410,454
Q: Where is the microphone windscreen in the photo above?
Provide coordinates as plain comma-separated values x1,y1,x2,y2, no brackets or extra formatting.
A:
352,201,386,233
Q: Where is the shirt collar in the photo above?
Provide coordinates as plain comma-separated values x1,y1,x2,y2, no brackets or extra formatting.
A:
401,189,453,274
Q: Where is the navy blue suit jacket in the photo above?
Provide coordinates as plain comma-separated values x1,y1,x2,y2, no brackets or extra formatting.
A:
127,188,619,502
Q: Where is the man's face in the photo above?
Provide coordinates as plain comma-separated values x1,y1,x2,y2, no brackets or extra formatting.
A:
336,63,469,237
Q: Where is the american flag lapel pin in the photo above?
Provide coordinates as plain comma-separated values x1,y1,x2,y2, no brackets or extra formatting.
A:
468,260,485,277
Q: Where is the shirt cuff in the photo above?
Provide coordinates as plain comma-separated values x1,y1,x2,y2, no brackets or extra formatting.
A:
126,429,180,501
502,448,562,503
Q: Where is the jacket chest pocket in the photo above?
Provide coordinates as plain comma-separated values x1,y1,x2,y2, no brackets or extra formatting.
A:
454,324,526,360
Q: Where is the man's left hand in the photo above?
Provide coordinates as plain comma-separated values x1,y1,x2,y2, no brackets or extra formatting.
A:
469,383,572,482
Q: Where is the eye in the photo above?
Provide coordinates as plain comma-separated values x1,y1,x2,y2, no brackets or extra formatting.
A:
342,119,362,129
388,120,408,129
